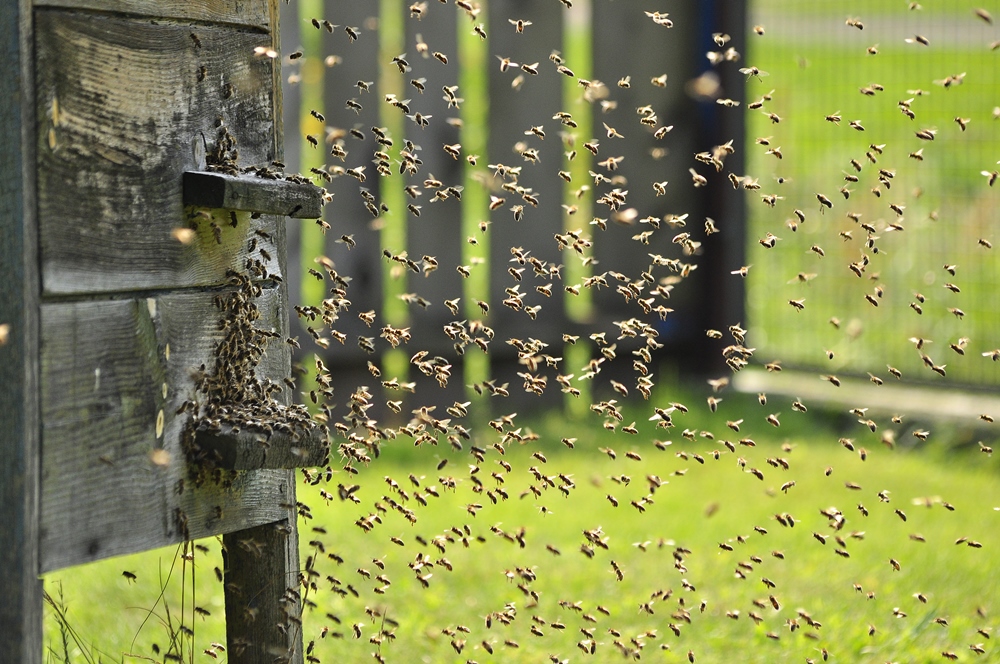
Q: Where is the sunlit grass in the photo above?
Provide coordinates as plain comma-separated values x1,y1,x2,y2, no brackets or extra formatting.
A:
45,391,1000,663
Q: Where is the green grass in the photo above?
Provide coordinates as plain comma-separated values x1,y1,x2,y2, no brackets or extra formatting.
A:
746,0,1000,386
44,388,1000,663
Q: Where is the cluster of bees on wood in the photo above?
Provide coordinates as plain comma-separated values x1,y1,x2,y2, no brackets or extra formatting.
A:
141,2,1000,663
177,124,322,484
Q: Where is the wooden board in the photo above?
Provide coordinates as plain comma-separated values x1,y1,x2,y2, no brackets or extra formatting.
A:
0,1,42,662
33,0,272,30
183,170,324,219
39,288,299,572
35,10,281,295
486,0,569,340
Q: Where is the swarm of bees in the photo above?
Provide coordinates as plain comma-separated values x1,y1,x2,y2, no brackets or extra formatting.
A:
105,2,1000,662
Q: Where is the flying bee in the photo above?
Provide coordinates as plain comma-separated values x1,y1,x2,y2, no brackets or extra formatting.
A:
739,66,768,82
508,18,532,32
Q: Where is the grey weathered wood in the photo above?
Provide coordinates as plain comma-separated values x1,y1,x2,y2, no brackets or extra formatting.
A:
0,1,41,661
400,4,471,375
699,0,747,365
38,288,297,572
183,171,325,219
590,0,700,318
487,0,568,344
298,0,384,363
195,421,328,470
33,0,271,29
36,10,280,295
223,516,301,663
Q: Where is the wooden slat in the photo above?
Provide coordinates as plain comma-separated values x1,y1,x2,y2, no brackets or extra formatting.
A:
183,170,325,218
402,5,466,360
32,0,271,29
486,0,570,344
39,288,298,572
296,0,384,362
194,421,328,470
589,0,701,325
0,0,42,661
35,10,280,295
700,0,747,364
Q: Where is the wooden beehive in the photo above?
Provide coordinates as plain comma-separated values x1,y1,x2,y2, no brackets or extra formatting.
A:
1,2,325,662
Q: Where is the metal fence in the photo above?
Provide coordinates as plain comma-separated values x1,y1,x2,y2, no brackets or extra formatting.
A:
745,0,1000,388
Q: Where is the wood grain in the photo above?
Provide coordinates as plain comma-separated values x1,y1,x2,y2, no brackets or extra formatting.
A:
194,421,328,470
0,1,42,661
33,0,272,30
183,170,324,218
35,10,280,295
39,288,299,572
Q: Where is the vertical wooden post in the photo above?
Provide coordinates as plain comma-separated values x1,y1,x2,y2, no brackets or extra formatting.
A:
223,515,302,664
0,1,41,663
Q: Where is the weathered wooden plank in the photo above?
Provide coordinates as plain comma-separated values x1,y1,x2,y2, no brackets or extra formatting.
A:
35,10,280,295
223,516,301,663
0,0,42,661
697,0,747,368
293,0,384,362
183,170,325,218
33,0,272,30
39,288,300,572
487,0,570,344
589,0,702,331
402,4,467,359
194,421,328,470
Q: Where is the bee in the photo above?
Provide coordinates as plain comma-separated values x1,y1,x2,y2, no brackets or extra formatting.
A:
645,11,673,27
508,18,533,33
739,66,768,82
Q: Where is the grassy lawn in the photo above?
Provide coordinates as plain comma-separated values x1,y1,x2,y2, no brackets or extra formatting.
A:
45,387,1000,663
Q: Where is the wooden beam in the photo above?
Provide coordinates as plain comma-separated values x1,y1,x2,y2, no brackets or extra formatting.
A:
0,0,41,662
183,171,325,219
223,5,304,662
194,421,328,470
